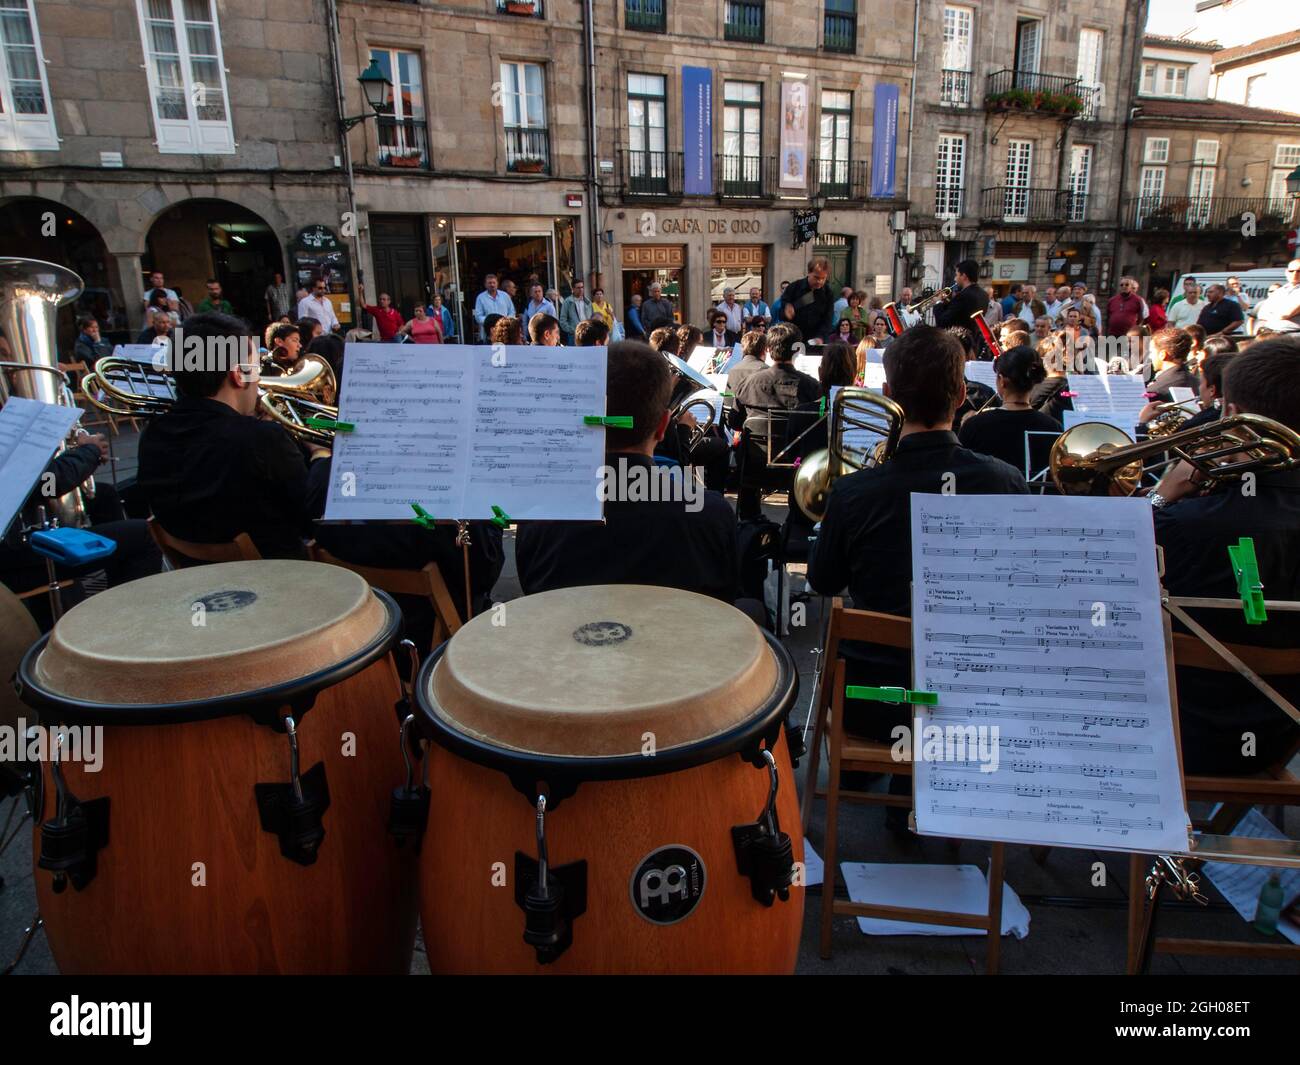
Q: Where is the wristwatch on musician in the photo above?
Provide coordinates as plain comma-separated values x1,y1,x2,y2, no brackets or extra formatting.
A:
1148,492,1170,510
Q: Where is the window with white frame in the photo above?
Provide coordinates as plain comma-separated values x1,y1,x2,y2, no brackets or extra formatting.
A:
370,49,426,166
1141,61,1189,97
723,80,763,191
935,134,965,217
1269,144,1300,212
1137,165,1166,225
500,61,548,172
1143,137,1169,164
0,0,57,151
1193,139,1219,166
1188,141,1216,227
136,0,234,155
941,6,973,104
1076,29,1104,118
1003,138,1032,221
1069,144,1092,222
818,90,852,193
627,73,667,190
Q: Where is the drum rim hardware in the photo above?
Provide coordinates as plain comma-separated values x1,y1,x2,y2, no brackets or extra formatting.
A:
253,714,331,866
514,793,588,965
731,748,796,907
36,745,109,894
15,590,402,728
413,627,798,809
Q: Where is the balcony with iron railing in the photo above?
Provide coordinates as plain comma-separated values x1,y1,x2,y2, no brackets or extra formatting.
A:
717,153,774,200
724,0,764,42
813,157,870,201
940,69,972,106
625,0,666,31
1123,195,1299,232
823,8,855,53
376,117,429,169
984,70,1086,118
608,148,889,203
619,149,684,199
497,0,544,16
505,126,550,173
980,186,1075,224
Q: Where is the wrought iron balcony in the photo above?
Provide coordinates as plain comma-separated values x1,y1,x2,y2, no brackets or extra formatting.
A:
984,70,1086,117
625,0,666,31
940,69,971,106
1124,195,1299,232
724,0,764,42
813,157,870,201
376,117,429,169
505,126,550,174
823,9,855,53
980,186,1076,224
619,148,684,199
717,153,775,200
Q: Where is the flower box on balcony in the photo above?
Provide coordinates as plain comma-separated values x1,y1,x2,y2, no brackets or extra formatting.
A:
513,158,546,173
387,153,423,168
984,88,1085,116
505,0,537,14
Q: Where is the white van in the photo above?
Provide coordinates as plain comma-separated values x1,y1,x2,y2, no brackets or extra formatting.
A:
1167,268,1286,333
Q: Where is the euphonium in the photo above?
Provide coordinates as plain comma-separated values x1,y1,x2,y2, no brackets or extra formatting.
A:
1049,413,1300,497
1145,400,1194,439
0,257,92,528
793,388,905,521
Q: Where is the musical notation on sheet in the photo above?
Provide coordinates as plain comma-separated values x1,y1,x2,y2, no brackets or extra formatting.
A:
910,494,1190,854
322,344,607,522
0,396,83,535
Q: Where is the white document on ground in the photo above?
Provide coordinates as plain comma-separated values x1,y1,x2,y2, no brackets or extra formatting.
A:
323,343,607,522
909,493,1191,855
1066,373,1149,432
1201,809,1300,945
841,862,1030,937
0,397,83,535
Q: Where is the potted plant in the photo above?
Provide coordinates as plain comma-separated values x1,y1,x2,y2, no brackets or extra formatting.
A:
505,0,537,14
513,156,545,173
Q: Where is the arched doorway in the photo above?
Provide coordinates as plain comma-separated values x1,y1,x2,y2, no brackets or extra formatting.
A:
0,198,123,349
145,200,284,329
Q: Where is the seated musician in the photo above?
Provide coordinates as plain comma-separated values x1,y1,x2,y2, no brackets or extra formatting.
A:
264,322,303,375
651,324,731,491
726,329,768,419
515,340,744,606
574,318,610,346
1181,348,1235,431
137,312,331,560
1149,337,1300,774
788,340,855,458
1137,328,1199,424
807,326,1028,822
1029,336,1073,422
1,427,162,630
957,345,1062,473
946,326,995,432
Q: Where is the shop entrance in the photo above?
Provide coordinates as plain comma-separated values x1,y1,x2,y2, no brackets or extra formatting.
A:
456,233,553,341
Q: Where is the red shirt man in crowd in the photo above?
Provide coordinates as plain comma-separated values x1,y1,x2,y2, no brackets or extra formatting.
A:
1105,276,1147,337
361,289,405,341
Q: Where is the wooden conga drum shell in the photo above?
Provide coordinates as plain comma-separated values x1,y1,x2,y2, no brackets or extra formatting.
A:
416,585,804,974
18,561,419,975
420,735,803,974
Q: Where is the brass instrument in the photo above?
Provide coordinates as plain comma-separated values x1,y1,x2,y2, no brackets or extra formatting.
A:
0,257,93,527
81,354,340,448
793,388,905,521
1145,400,1196,439
905,287,953,316
1049,413,1300,496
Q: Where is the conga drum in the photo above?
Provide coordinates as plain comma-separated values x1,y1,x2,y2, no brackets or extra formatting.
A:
16,560,419,974
415,584,804,974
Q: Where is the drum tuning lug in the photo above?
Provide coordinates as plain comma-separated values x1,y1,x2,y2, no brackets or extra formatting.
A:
389,714,431,849
255,716,331,866
514,794,587,965
37,763,109,894
731,749,795,907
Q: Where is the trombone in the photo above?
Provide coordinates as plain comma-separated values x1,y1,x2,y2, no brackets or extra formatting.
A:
792,388,905,521
1048,413,1300,496
81,354,340,449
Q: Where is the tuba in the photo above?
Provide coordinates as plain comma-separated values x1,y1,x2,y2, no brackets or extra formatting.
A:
793,388,905,521
1049,414,1300,497
0,257,92,528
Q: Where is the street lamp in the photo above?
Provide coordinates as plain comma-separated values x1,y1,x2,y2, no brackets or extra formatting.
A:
340,59,393,132
1287,164,1300,198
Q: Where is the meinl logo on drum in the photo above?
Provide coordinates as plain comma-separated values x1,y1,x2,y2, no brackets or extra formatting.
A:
49,997,151,1045
597,456,704,512
0,721,103,772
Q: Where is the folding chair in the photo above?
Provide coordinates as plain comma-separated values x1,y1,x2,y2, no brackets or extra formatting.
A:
1126,629,1300,972
148,517,261,568
308,543,463,646
801,599,1008,973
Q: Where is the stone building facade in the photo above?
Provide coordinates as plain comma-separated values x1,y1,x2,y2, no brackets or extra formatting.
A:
905,0,1145,302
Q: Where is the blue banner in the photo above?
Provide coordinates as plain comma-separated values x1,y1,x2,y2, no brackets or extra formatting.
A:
871,84,899,198
682,66,713,196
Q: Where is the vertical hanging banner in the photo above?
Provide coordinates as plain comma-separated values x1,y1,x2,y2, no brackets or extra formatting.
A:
779,79,809,191
871,84,899,198
682,66,713,196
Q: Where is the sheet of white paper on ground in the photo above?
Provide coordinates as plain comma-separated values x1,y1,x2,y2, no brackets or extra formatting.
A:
802,838,824,887
840,862,1030,937
909,493,1191,855
0,397,83,535
323,343,607,522
1201,809,1300,945
963,360,998,391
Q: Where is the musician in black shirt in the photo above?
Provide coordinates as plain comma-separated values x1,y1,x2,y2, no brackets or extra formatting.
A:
516,340,743,604
808,326,1028,817
136,312,329,559
726,329,769,423
931,259,990,330
777,256,835,343
734,322,821,419
958,345,1062,474
1149,337,1300,774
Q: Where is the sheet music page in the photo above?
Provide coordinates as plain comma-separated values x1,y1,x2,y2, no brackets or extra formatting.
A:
111,343,169,367
461,345,606,521
323,344,606,522
0,397,83,534
686,345,732,376
909,493,1190,854
859,348,886,392
963,361,997,391
1066,374,1149,432
793,353,822,377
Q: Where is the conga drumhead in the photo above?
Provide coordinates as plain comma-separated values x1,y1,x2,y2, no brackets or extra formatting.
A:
29,560,387,706
0,584,40,750
430,584,780,758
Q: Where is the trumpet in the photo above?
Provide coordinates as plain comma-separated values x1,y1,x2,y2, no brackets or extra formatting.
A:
81,354,340,448
1049,413,1300,497
792,388,905,521
906,287,953,315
